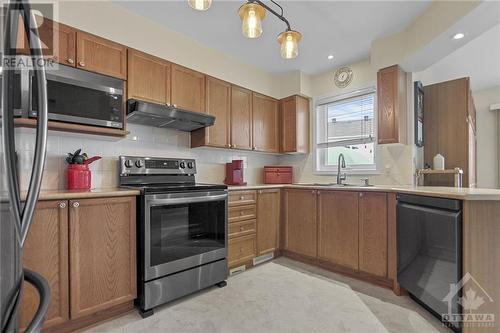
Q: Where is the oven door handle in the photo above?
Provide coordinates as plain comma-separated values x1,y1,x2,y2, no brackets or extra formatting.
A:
147,194,228,206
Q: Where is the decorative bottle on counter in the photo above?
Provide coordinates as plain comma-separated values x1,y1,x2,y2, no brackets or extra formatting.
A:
433,154,445,170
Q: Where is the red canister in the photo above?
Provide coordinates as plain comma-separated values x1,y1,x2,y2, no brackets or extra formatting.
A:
67,164,91,190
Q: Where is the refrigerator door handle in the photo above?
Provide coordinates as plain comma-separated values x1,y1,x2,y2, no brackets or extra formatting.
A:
18,1,48,247
1,0,23,244
23,269,51,333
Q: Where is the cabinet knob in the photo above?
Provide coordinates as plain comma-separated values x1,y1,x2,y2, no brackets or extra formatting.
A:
72,202,80,208
311,190,316,194
173,104,178,108
78,61,85,67
359,193,363,197
240,211,244,216
317,191,321,196
240,226,244,231
240,196,244,200
67,58,74,64
252,146,257,151
59,202,66,209
166,103,171,107
233,145,237,149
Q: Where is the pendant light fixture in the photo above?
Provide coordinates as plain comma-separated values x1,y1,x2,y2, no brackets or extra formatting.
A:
238,2,266,39
188,0,212,11
188,0,301,59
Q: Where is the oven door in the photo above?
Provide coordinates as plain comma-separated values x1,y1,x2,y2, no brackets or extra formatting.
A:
144,190,227,281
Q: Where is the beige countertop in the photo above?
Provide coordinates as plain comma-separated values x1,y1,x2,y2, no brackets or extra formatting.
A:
228,184,500,201
30,188,140,201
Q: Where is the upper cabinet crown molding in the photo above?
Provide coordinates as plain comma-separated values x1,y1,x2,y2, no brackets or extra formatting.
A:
76,31,127,79
377,65,407,145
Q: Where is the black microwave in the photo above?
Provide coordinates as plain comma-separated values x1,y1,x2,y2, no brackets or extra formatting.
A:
29,64,124,129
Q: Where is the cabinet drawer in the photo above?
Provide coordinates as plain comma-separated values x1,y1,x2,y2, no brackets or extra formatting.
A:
228,234,256,266
229,190,257,206
228,219,256,239
228,205,256,223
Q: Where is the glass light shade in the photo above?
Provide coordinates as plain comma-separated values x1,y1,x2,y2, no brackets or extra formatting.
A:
238,3,266,39
188,0,212,11
277,30,301,59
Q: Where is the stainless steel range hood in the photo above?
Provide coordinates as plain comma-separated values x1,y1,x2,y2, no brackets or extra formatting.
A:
126,99,215,131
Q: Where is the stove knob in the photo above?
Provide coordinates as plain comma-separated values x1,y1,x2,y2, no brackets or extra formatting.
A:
187,162,194,169
124,160,133,168
180,162,186,169
135,160,144,168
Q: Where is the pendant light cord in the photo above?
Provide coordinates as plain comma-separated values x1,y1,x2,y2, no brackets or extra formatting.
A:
250,0,292,31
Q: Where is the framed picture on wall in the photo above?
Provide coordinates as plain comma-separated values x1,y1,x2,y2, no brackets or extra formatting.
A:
414,81,424,147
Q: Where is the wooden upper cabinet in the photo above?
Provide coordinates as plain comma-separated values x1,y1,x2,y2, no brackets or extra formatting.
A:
127,49,171,105
281,95,310,154
17,16,76,66
20,200,69,331
252,93,279,153
231,85,253,150
284,189,317,258
191,77,231,149
377,65,407,144
358,192,388,277
256,189,280,255
69,197,136,319
171,64,206,113
318,191,359,270
76,31,127,79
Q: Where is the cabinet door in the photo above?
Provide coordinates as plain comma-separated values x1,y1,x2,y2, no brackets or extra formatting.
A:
76,31,127,79
231,86,253,150
20,200,69,331
284,189,317,258
358,192,388,277
281,95,309,153
191,77,231,148
17,17,76,66
377,65,406,144
171,64,205,113
318,191,359,270
69,197,136,319
252,93,279,152
127,49,171,105
257,189,280,255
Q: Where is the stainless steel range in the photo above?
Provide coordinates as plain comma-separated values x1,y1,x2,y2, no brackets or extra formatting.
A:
119,156,228,318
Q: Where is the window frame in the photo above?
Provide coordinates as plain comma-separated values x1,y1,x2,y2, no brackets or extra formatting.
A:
313,86,380,175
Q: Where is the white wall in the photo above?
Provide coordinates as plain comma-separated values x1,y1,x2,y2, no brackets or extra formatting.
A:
278,59,415,186
17,126,278,191
473,86,500,188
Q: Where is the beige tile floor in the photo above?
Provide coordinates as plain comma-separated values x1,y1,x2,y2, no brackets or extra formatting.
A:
83,258,451,333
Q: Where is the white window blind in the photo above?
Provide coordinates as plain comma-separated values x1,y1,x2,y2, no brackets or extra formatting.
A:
317,92,375,148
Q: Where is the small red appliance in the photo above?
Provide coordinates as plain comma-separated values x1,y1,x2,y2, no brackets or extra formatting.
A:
264,166,293,184
224,160,246,186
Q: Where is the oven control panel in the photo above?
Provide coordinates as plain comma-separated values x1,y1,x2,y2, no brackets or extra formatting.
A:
119,156,196,175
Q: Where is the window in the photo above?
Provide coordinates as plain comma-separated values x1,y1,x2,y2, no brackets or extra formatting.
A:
315,88,377,173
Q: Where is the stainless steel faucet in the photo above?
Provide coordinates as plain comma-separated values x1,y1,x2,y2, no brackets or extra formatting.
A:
337,153,347,185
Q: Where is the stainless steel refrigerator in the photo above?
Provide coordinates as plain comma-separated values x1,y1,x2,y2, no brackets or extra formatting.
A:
1,1,49,332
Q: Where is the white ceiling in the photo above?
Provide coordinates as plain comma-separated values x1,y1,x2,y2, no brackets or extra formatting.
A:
113,0,430,75
415,24,500,92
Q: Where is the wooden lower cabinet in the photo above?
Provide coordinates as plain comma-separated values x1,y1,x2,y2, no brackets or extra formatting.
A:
20,200,69,331
318,191,359,270
358,192,388,277
284,189,317,258
20,196,136,332
228,234,256,268
69,197,136,319
256,189,280,255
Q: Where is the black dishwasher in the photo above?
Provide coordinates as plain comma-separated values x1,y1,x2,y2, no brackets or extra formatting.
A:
397,194,462,330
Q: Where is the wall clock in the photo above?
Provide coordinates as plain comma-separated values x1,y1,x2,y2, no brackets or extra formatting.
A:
334,67,353,88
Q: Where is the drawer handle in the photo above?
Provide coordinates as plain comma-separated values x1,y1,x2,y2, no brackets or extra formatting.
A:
67,58,74,64
239,196,244,200
78,61,85,67
59,202,66,209
72,202,80,208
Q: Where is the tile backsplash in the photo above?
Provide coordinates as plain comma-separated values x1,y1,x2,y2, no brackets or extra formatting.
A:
16,124,279,191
